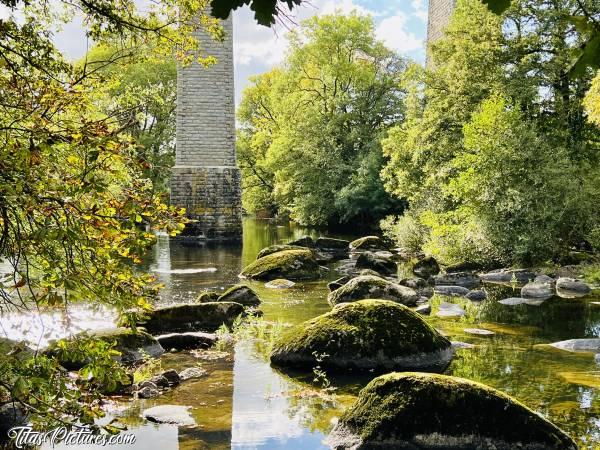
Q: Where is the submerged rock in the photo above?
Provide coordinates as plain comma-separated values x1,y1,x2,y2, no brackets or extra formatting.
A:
434,272,481,289
179,367,208,381
327,372,576,450
349,236,387,252
217,284,261,307
264,279,296,289
412,256,440,278
436,301,466,318
480,268,537,284
547,339,600,354
499,297,546,306
137,385,160,399
140,302,244,333
556,277,591,294
256,244,307,259
160,369,181,387
328,276,352,292
196,291,219,303
434,285,470,297
143,405,196,426
327,275,418,307
156,332,216,351
464,328,495,336
355,251,397,275
270,300,453,373
240,249,321,281
521,281,554,299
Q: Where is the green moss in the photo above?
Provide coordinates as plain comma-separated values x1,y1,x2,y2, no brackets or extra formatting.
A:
197,291,219,303
336,372,576,448
240,249,321,281
217,284,261,307
327,275,418,306
350,236,386,251
140,302,245,333
270,300,451,372
256,244,307,259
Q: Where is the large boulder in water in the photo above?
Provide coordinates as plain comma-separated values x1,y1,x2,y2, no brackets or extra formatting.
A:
256,244,306,259
355,252,397,276
327,275,418,307
412,256,440,278
240,249,321,281
521,281,554,299
480,268,536,284
217,284,261,307
350,236,387,252
434,272,481,288
556,277,591,294
156,332,217,351
270,300,453,373
139,302,244,333
327,372,577,450
315,237,350,251
287,235,315,247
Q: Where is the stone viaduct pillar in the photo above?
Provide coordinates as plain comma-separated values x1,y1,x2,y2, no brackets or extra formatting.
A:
171,15,243,240
426,0,456,65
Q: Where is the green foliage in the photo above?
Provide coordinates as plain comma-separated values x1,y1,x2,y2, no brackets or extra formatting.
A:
211,0,302,26
82,44,177,194
0,0,222,431
237,13,406,226
380,211,426,255
382,0,600,265
584,71,600,126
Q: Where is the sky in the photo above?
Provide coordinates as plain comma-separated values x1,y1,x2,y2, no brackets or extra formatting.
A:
13,0,429,104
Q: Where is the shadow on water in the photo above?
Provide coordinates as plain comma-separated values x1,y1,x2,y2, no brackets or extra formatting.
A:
23,218,600,449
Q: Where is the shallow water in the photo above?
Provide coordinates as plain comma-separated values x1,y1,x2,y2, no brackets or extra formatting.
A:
4,218,600,449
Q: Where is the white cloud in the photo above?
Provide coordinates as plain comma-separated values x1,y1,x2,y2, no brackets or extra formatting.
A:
376,13,424,53
411,0,428,22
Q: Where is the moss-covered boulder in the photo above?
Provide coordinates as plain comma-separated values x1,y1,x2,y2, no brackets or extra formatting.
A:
196,291,219,303
315,237,350,250
46,327,164,368
270,300,452,372
139,302,244,333
413,256,440,278
327,372,576,450
327,275,418,307
217,284,261,307
288,235,315,247
256,244,307,259
355,252,397,276
350,236,387,252
239,249,321,281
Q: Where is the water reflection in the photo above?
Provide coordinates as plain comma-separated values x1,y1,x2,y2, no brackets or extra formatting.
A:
7,218,600,448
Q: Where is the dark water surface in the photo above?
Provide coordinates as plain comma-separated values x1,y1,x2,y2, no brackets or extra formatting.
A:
15,218,600,448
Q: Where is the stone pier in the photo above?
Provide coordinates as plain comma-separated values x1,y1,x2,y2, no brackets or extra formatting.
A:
171,15,243,240
426,0,456,66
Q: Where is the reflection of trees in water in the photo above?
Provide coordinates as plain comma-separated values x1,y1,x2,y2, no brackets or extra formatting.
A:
478,284,600,340
448,342,600,448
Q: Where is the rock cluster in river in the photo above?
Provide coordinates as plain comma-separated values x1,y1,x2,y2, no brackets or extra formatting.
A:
327,275,418,306
240,248,321,281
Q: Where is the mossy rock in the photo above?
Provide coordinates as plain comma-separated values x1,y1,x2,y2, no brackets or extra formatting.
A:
355,252,397,276
315,237,350,250
256,244,307,259
327,372,577,450
197,291,220,303
138,302,244,333
328,275,418,307
270,300,452,373
413,256,440,278
46,327,164,369
217,284,261,307
240,249,321,281
288,235,315,247
350,236,387,251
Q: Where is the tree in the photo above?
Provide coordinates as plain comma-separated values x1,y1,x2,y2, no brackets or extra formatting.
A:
381,0,600,265
82,43,177,194
238,13,406,226
0,0,221,431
